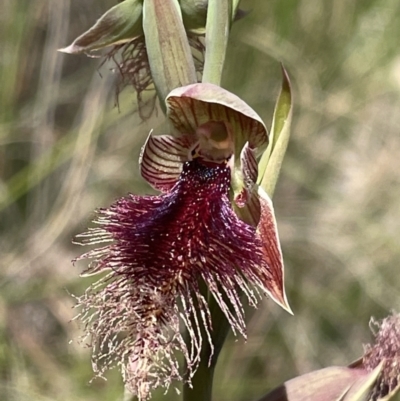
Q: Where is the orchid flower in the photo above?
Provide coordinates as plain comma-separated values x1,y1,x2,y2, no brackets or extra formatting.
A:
75,82,290,400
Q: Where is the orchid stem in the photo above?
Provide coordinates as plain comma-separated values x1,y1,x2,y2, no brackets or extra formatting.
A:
183,350,215,401
122,387,135,401
183,282,231,401
202,0,232,86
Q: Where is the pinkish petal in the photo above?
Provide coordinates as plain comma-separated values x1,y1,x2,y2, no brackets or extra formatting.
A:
257,365,381,401
343,362,384,401
257,186,291,313
139,132,193,192
166,83,268,159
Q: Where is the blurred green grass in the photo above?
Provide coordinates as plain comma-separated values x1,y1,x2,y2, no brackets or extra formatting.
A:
1,0,400,400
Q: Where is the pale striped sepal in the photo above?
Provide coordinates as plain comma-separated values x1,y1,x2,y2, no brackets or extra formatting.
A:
257,186,291,314
139,132,192,192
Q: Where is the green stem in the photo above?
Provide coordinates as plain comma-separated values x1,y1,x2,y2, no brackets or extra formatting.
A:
122,387,135,401
183,283,231,401
183,348,215,401
183,2,237,400
202,0,232,85
208,292,231,365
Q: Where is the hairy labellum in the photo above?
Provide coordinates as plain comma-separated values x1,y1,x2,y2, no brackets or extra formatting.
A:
75,158,275,399
363,312,400,400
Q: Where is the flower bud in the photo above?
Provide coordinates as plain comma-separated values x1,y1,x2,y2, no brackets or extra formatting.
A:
58,0,143,54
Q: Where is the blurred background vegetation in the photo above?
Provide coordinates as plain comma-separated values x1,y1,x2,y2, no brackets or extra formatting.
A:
1,0,400,400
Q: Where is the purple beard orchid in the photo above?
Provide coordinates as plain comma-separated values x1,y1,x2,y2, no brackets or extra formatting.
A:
75,83,290,400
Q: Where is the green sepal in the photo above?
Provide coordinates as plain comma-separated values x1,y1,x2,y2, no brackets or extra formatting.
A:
58,0,143,54
257,65,293,197
202,0,232,85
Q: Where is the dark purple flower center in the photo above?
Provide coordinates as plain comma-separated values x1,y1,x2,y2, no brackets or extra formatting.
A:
104,158,264,288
